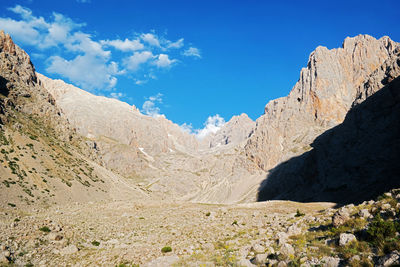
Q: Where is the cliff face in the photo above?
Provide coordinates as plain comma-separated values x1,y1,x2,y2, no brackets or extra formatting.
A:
245,35,400,171
258,63,400,204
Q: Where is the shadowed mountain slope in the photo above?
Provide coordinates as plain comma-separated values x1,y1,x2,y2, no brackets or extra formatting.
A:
258,73,400,204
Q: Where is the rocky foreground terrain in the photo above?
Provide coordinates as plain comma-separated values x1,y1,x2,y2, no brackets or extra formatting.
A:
1,190,400,266
1,29,400,266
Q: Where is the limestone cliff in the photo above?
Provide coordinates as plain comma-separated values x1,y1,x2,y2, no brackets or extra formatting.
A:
245,35,400,171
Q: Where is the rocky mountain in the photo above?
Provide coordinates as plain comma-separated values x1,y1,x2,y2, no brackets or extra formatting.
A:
37,72,264,204
245,35,400,172
0,31,147,207
258,50,400,204
200,113,255,149
2,31,399,208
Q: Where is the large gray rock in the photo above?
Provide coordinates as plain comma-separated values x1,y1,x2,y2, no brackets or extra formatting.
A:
280,243,295,258
377,250,400,266
339,233,356,246
332,209,350,227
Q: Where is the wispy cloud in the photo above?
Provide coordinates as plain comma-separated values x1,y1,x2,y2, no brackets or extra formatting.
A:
123,51,154,71
181,114,225,139
142,93,164,117
101,38,144,52
0,5,200,92
109,92,125,100
183,47,201,58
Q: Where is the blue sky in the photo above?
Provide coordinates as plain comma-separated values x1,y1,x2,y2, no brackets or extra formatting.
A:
1,0,400,134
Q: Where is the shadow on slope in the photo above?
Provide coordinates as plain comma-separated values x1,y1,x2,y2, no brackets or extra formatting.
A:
257,76,400,206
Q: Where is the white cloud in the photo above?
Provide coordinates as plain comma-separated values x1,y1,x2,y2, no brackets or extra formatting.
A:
141,33,160,47
142,93,163,117
154,54,176,68
101,38,144,52
180,123,193,134
110,92,125,99
0,5,200,91
123,51,154,71
65,32,110,58
1,6,84,49
135,79,147,85
183,47,201,58
76,0,91,3
46,54,120,90
180,115,225,139
167,38,184,49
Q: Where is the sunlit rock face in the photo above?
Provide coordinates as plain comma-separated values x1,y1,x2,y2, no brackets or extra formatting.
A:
245,35,400,171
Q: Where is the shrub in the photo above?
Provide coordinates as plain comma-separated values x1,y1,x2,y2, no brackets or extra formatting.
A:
91,240,100,246
7,203,16,207
336,240,370,260
366,215,396,248
161,246,172,253
205,212,211,217
295,209,305,217
39,226,51,233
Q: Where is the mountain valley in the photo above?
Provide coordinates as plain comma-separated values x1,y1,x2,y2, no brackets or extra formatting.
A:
0,30,400,266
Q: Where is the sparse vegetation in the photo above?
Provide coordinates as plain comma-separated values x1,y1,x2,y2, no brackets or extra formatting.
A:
39,226,51,233
161,246,172,253
295,209,305,217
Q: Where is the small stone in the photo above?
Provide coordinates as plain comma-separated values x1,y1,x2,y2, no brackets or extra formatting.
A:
276,232,289,245
3,251,10,257
253,253,267,265
384,192,392,198
321,256,340,267
237,258,256,267
350,255,360,262
252,243,265,254
48,233,63,241
60,244,78,255
143,255,180,267
339,233,356,246
332,209,350,227
239,245,251,257
358,209,371,219
378,250,400,266
277,261,287,267
381,203,391,210
286,224,302,236
280,243,295,258
0,254,9,264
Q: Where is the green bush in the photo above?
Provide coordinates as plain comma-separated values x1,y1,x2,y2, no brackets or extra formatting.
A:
161,246,172,253
367,215,396,247
295,209,305,217
91,240,100,246
39,226,51,233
